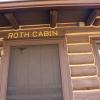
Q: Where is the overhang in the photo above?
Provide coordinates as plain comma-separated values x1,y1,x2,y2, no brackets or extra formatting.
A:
0,0,100,10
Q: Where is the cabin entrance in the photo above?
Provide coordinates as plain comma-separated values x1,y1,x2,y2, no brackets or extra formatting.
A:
6,44,63,100
0,39,72,100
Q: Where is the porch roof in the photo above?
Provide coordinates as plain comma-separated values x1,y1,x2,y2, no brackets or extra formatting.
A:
0,0,100,29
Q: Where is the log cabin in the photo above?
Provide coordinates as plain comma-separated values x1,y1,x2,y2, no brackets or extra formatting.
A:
0,0,100,100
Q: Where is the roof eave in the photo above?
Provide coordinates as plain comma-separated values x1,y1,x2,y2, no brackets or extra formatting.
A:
0,1,100,10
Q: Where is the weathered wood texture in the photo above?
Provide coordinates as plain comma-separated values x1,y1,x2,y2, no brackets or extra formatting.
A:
70,65,97,77
72,76,100,90
67,35,89,43
0,26,100,100
66,30,100,100
74,90,100,100
86,9,100,26
68,43,92,53
50,10,57,28
69,53,94,65
4,13,19,29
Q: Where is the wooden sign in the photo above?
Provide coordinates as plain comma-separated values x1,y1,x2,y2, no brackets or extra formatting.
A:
8,30,58,39
0,28,65,40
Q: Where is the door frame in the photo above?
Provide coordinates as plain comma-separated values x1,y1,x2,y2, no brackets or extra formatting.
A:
0,39,73,100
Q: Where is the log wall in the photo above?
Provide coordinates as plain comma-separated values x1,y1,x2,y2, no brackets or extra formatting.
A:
66,31,100,100
0,26,100,100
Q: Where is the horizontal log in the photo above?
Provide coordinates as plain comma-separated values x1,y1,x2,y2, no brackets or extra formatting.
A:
67,35,89,43
68,43,91,53
74,90,100,100
71,65,97,77
72,76,100,90
69,53,94,65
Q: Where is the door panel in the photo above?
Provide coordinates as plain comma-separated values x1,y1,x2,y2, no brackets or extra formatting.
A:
6,44,63,100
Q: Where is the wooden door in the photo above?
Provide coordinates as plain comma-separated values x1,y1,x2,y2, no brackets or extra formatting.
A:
6,44,63,100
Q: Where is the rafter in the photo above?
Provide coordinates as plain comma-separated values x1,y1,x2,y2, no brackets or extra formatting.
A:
86,9,100,26
4,13,19,29
50,10,57,28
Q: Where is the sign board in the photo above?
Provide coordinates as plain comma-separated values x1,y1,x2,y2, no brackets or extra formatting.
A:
0,28,65,40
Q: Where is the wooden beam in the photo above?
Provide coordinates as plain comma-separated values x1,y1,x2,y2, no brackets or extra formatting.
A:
50,10,57,28
4,13,19,29
0,1,100,10
86,9,100,26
